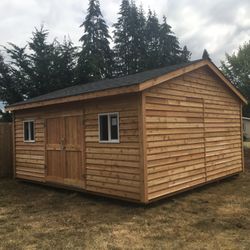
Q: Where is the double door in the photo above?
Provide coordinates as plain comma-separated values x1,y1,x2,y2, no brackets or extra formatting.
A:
45,115,85,188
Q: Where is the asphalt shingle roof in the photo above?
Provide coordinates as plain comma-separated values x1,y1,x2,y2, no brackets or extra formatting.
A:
9,59,203,107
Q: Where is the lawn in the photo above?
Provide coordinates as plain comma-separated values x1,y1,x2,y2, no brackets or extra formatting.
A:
0,154,250,249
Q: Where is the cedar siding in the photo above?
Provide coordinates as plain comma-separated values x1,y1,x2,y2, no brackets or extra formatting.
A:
14,94,142,201
9,60,245,203
15,116,46,182
144,67,242,201
84,94,141,200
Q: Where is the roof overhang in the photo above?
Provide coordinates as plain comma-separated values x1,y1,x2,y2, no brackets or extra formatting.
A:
6,59,247,112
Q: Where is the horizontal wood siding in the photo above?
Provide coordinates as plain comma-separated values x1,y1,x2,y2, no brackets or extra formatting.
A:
145,67,242,201
84,94,141,200
14,104,84,183
14,115,45,182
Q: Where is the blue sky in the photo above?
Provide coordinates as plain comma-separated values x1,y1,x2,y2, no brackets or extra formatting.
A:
0,0,250,65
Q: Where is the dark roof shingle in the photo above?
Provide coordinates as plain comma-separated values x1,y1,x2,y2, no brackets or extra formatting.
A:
9,59,203,107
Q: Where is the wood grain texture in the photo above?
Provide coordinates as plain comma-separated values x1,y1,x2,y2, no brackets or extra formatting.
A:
12,65,244,203
144,66,243,201
0,123,12,177
84,94,141,200
14,117,45,182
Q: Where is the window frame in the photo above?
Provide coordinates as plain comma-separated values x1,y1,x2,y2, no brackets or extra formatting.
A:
23,120,35,143
98,112,119,143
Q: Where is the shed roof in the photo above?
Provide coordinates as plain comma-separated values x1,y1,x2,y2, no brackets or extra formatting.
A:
6,59,247,111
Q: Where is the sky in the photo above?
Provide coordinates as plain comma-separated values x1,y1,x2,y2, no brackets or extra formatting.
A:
0,0,250,66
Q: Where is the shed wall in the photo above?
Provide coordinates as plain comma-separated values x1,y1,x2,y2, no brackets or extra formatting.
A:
84,94,142,200
144,66,243,201
14,103,84,182
14,115,45,181
14,94,142,201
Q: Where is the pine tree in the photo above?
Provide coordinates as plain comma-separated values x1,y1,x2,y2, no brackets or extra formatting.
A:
27,26,77,96
27,26,56,97
3,26,77,101
158,15,173,66
128,1,141,73
77,0,113,82
159,16,183,66
136,5,147,72
202,49,211,60
4,43,32,99
0,52,23,104
181,45,191,63
113,0,132,76
145,10,160,69
52,38,77,89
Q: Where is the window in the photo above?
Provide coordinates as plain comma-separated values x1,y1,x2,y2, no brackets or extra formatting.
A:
24,121,35,142
98,113,119,143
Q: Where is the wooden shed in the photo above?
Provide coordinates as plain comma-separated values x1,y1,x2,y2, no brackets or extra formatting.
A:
6,59,247,203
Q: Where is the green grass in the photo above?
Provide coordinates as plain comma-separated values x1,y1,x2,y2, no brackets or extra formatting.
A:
0,154,250,249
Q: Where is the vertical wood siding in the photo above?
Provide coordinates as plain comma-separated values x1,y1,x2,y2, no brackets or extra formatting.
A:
144,67,242,201
84,94,141,200
0,123,12,177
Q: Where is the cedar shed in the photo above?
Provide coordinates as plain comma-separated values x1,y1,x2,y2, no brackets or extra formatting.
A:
6,59,247,203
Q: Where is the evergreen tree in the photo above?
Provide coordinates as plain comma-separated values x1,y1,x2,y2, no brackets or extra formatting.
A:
0,52,23,104
128,1,143,73
77,0,113,82
181,45,191,63
159,16,184,66
158,15,172,66
202,49,211,60
2,26,77,103
52,38,77,89
145,10,160,69
113,0,132,76
27,26,56,97
136,5,147,71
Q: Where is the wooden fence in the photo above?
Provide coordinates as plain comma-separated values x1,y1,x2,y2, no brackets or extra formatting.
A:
0,123,12,177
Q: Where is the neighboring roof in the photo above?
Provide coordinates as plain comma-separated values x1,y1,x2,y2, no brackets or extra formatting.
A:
6,59,247,111
243,117,250,121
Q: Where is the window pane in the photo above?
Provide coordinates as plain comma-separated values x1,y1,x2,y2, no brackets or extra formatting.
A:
24,122,29,141
99,115,108,141
30,122,34,141
110,115,118,140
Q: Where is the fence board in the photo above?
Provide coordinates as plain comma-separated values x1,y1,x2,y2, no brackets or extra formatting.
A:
0,123,12,177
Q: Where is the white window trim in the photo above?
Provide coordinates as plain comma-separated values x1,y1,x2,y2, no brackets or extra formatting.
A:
98,112,120,143
23,120,35,143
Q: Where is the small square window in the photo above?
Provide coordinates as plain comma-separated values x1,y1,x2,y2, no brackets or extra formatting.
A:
24,121,35,142
98,113,119,143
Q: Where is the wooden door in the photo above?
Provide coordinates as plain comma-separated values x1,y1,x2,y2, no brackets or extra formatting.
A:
45,115,85,188
46,117,65,183
64,116,85,188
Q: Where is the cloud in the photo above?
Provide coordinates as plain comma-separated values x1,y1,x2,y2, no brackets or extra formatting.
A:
0,0,250,65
